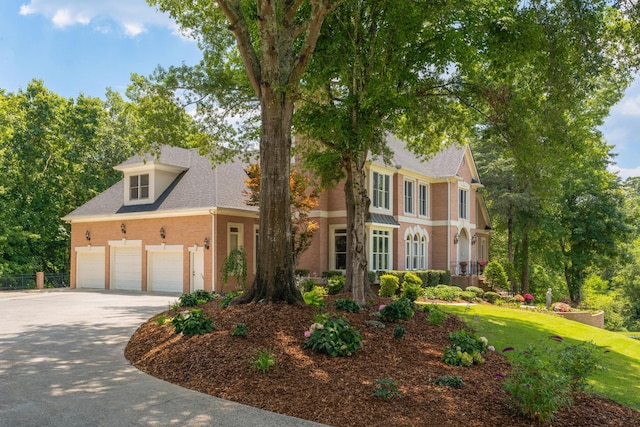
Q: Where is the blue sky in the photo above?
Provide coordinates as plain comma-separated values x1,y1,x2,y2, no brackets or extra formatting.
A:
2,0,640,179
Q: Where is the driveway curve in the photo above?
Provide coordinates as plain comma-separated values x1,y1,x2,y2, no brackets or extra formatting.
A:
0,290,325,427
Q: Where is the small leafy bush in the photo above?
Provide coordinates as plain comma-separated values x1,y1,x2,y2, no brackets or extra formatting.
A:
303,314,363,357
220,290,243,308
434,375,464,388
484,291,501,303
372,378,402,399
171,309,215,335
178,293,199,307
379,297,414,322
465,286,484,298
442,329,488,366
393,325,406,339
428,308,448,326
459,291,477,302
192,289,215,302
552,302,572,312
303,286,327,308
327,275,346,295
423,286,437,299
434,285,461,301
379,274,400,297
401,274,424,302
503,337,606,421
301,278,316,293
252,348,277,373
231,323,248,337
334,298,361,313
154,314,169,325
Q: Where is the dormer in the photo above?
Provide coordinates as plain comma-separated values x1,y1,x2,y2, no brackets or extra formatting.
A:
114,161,188,206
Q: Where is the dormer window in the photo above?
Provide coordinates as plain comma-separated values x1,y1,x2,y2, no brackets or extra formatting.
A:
130,174,149,200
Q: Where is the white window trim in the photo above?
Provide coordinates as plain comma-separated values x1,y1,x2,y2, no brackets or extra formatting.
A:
459,187,469,220
403,227,428,270
227,223,244,254
369,227,393,272
418,182,430,218
370,169,392,212
404,178,415,215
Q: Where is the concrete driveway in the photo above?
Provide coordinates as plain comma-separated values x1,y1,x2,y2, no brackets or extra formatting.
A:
0,290,325,427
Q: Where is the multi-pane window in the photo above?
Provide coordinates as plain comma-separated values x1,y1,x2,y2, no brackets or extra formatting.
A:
459,188,468,220
129,174,149,200
228,224,243,254
405,232,427,270
419,183,429,217
371,229,390,271
372,172,390,210
404,180,414,214
334,228,347,270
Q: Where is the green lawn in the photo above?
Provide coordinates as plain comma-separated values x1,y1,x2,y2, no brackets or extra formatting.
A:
437,303,640,411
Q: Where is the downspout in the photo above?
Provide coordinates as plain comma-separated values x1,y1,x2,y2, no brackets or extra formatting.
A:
447,179,451,271
209,208,217,293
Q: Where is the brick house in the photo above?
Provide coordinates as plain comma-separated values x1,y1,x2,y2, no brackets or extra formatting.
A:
63,135,490,293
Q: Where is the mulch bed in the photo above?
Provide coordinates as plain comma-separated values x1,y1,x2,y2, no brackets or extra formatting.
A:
125,294,639,427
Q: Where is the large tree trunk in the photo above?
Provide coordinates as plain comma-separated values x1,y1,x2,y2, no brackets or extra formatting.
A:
341,156,372,306
237,92,303,304
520,232,530,294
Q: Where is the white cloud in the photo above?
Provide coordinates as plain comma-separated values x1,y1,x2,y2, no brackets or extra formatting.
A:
17,0,176,37
609,165,640,180
620,94,640,117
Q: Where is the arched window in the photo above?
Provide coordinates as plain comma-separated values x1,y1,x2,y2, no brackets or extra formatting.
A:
405,235,411,269
412,234,419,269
420,236,427,270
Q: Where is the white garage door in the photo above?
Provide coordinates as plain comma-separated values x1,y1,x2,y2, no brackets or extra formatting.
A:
112,246,142,291
148,250,183,293
76,251,105,289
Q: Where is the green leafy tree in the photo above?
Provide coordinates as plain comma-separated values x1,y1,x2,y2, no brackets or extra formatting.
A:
145,0,336,304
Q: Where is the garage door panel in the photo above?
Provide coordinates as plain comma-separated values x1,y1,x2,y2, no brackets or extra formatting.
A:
148,251,183,293
77,251,105,289
112,246,142,291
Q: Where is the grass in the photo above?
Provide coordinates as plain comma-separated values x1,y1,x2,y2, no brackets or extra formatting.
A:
437,303,640,411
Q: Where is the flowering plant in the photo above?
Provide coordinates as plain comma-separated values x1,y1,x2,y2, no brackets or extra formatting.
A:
523,293,534,303
552,302,572,313
514,294,525,303
478,261,488,266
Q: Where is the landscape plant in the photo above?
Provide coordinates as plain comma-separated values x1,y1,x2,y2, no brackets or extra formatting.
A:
302,286,327,308
220,291,243,309
372,378,402,399
378,274,399,297
442,329,489,367
378,297,414,322
171,309,215,335
333,298,361,313
303,314,363,357
231,323,248,337
483,261,508,290
401,272,424,301
252,348,277,373
393,325,406,340
433,375,464,388
327,275,346,295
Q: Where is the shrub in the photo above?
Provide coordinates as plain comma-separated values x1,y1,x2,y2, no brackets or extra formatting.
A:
220,290,243,308
301,278,316,293
484,291,501,303
334,298,361,313
503,338,606,421
231,323,248,337
434,375,464,388
221,247,247,289
322,270,343,279
252,348,277,373
552,302,572,312
503,346,573,421
514,294,525,303
379,274,399,297
303,286,327,308
365,320,386,328
327,275,346,295
459,291,477,302
171,309,215,335
379,297,414,322
465,286,484,298
372,378,402,399
192,289,215,302
484,261,508,290
428,308,448,326
303,314,363,357
403,272,423,287
442,329,488,366
295,268,310,277
423,287,437,299
178,293,199,307
154,314,169,326
401,283,424,302
434,285,461,301
393,325,406,339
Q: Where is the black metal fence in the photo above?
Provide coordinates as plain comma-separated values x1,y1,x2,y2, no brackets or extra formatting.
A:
0,272,69,290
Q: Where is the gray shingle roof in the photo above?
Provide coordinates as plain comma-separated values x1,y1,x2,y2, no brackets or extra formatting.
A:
64,146,256,219
384,134,466,178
